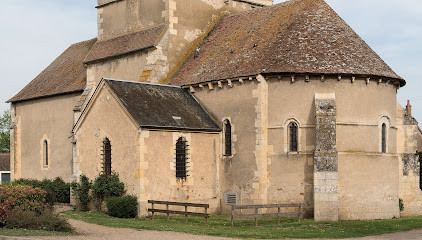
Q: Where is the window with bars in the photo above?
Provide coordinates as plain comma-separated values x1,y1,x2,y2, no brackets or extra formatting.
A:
289,122,298,152
381,123,386,153
224,120,232,156
102,138,112,176
175,137,189,180
43,140,49,167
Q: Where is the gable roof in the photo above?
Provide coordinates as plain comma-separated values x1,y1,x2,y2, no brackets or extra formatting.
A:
169,0,404,86
8,38,97,103
84,24,167,64
0,153,10,171
74,79,221,132
104,79,220,132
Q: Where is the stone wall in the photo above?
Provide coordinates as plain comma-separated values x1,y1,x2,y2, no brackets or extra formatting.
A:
11,93,80,182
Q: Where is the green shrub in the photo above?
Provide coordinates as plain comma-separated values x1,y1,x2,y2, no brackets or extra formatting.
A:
0,185,47,227
92,174,125,211
106,195,137,218
13,177,71,204
399,198,404,212
71,175,92,212
6,208,73,232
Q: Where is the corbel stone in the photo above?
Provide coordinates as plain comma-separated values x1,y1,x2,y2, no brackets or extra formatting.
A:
351,76,355,83
321,75,325,82
228,80,233,87
337,75,341,81
291,75,295,83
305,75,310,82
189,86,195,93
218,81,223,88
208,82,214,90
366,78,370,85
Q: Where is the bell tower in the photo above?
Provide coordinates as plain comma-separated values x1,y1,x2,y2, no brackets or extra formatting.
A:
96,0,166,41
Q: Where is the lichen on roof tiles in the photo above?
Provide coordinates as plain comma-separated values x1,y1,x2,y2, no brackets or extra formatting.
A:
84,24,167,64
169,0,404,86
104,79,221,132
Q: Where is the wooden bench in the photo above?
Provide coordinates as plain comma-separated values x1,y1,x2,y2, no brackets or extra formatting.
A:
231,203,302,227
148,200,210,224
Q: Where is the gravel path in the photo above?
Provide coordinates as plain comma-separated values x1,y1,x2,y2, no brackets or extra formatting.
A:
2,219,422,240
40,219,238,240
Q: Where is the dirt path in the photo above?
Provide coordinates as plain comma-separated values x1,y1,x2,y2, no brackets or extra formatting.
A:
41,219,422,240
3,219,422,240
40,219,238,240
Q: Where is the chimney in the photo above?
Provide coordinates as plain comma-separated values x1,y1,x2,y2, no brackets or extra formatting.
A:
406,100,412,115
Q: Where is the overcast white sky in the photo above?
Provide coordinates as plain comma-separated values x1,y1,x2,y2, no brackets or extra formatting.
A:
1,0,421,123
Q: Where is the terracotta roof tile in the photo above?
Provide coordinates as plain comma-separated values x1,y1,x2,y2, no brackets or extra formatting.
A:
0,153,10,171
8,38,97,103
169,0,404,86
84,24,167,64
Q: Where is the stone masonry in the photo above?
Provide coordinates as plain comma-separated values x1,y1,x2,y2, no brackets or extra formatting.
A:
314,93,338,221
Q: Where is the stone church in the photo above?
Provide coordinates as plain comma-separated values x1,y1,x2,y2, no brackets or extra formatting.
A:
7,0,422,221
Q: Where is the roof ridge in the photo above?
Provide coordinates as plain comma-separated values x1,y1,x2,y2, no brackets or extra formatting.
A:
104,78,181,89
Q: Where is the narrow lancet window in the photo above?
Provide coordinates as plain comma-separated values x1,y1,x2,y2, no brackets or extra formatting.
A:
381,123,387,153
102,138,112,176
289,122,298,152
43,140,49,167
175,137,188,180
224,120,232,156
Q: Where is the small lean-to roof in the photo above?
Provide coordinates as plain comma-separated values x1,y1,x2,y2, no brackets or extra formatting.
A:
8,38,97,103
0,153,10,171
170,0,404,86
103,79,221,132
84,24,167,64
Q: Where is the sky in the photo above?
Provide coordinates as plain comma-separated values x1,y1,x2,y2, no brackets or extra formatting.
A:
0,0,421,123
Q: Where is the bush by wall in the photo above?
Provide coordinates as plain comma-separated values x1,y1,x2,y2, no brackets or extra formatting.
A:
6,208,73,232
13,177,71,204
71,175,92,212
0,185,47,226
106,195,137,218
92,174,125,211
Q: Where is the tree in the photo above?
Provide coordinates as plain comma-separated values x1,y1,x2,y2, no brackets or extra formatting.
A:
0,109,10,153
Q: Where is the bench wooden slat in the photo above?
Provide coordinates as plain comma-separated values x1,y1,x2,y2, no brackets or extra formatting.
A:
148,200,209,208
232,203,301,209
148,208,209,217
234,212,300,219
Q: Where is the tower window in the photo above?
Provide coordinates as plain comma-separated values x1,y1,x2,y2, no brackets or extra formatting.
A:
381,123,387,153
102,138,112,176
289,122,298,152
175,137,189,180
43,140,49,167
224,120,232,156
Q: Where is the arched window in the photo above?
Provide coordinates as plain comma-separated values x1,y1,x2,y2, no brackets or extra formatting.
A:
289,122,298,152
102,138,112,176
43,140,49,167
175,137,188,180
381,123,387,153
224,120,232,156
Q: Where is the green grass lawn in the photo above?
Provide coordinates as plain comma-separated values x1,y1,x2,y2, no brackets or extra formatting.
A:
0,228,75,237
63,211,422,239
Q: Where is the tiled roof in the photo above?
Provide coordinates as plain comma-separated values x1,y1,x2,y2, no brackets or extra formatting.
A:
104,79,221,132
8,39,97,103
169,0,404,86
0,153,10,171
84,24,167,64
